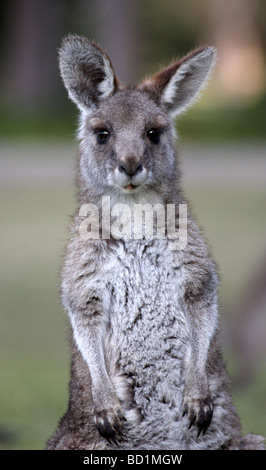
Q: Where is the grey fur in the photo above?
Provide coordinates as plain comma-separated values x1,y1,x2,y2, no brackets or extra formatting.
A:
47,36,265,450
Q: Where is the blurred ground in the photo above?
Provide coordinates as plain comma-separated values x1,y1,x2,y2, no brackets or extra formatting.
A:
0,138,265,449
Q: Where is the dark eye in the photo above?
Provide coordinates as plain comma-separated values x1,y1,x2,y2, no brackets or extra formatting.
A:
96,129,110,144
147,128,161,144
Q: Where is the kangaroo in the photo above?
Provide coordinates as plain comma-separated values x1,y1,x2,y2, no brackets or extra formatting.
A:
47,35,265,450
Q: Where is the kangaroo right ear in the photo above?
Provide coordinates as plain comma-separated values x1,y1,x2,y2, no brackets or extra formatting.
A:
59,35,118,112
140,47,217,117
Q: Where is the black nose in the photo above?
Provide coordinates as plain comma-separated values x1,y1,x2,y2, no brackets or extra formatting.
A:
118,159,143,177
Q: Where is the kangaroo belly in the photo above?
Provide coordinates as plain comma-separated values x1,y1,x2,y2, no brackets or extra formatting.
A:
104,241,190,414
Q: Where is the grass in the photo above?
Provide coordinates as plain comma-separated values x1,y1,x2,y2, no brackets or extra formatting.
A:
184,186,266,308
233,364,266,437
179,94,266,141
1,143,265,449
0,357,69,450
0,107,77,140
0,184,74,449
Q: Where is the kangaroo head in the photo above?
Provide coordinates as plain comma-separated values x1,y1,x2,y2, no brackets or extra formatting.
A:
59,35,216,202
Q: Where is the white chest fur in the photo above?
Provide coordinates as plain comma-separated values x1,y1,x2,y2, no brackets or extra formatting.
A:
101,239,190,407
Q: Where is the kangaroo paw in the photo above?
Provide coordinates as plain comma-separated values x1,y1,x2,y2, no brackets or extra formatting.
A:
94,406,124,444
183,396,213,437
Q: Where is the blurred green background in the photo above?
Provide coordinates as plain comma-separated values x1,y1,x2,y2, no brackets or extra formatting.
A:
0,0,265,449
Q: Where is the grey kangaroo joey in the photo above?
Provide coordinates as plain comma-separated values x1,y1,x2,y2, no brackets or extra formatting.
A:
48,35,265,450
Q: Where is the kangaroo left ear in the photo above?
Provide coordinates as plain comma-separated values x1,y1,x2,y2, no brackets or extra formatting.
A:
59,35,119,113
141,47,217,117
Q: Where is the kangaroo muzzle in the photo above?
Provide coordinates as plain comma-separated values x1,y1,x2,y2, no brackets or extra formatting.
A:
115,156,148,190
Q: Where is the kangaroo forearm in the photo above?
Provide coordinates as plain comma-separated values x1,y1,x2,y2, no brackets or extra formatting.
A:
67,297,112,393
184,285,219,394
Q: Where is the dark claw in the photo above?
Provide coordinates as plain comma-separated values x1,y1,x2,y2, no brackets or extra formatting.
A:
182,404,188,417
197,426,207,438
112,437,119,447
197,428,202,438
106,436,119,447
94,408,122,445
183,396,213,437
98,423,115,440
197,424,208,438
188,416,196,430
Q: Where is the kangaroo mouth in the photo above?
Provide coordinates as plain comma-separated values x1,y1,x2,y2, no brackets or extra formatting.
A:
114,166,148,192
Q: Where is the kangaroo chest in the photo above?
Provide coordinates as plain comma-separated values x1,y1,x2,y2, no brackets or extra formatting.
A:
103,240,190,389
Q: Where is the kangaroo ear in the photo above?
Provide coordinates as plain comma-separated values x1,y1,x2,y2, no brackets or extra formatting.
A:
59,35,118,112
141,47,217,117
